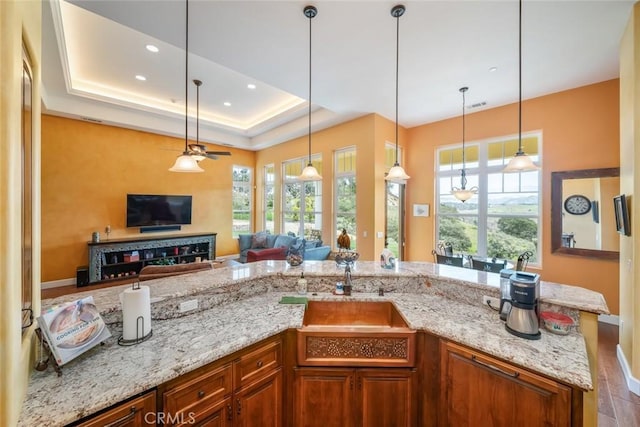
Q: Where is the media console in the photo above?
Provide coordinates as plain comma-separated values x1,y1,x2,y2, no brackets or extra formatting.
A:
86,233,216,284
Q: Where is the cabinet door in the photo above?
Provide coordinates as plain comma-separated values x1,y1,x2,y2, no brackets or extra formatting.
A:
76,391,156,427
195,396,233,427
357,369,416,427
234,368,282,427
294,368,355,427
440,341,572,427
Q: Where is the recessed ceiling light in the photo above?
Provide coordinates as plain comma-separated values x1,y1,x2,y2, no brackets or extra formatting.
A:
247,83,256,90
489,67,498,72
135,75,146,81
146,44,159,53
224,102,231,107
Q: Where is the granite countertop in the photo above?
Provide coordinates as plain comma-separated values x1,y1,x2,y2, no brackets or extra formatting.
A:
19,260,608,427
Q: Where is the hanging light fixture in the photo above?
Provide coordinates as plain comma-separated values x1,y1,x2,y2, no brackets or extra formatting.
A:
298,5,322,181
169,0,204,173
451,87,478,202
385,4,410,183
503,0,539,173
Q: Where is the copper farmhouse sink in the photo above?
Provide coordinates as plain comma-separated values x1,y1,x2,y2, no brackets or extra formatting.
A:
297,301,416,367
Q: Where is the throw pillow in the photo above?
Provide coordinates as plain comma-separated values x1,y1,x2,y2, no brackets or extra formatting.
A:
304,239,320,249
238,234,253,251
274,235,295,249
251,231,269,249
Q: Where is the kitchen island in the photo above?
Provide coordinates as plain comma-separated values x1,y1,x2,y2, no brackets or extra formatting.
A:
19,260,608,426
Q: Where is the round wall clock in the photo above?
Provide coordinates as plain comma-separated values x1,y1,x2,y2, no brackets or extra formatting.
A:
564,194,591,215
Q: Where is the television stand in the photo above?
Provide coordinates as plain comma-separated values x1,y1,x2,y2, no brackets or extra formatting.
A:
86,233,216,285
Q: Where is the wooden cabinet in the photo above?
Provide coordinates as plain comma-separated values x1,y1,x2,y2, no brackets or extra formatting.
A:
75,391,156,427
294,367,416,427
440,340,573,427
87,233,216,283
162,336,282,427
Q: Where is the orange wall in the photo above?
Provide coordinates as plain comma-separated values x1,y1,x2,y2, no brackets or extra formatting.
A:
41,115,254,282
406,79,621,313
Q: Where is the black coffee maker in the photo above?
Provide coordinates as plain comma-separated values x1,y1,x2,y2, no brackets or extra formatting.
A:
504,272,541,340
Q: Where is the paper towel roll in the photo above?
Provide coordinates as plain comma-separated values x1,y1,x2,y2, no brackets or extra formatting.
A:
120,285,152,341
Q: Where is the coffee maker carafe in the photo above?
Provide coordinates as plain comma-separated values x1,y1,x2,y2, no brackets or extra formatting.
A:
505,272,541,340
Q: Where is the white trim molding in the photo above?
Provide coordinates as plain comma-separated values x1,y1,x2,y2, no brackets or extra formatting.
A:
598,314,620,325
40,277,75,289
617,344,640,397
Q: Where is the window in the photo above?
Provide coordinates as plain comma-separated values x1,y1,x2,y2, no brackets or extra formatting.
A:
263,164,275,234
335,148,356,249
232,166,252,237
436,134,541,263
282,156,322,238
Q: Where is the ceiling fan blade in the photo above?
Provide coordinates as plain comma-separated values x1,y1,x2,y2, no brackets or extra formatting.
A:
205,154,219,160
205,151,231,156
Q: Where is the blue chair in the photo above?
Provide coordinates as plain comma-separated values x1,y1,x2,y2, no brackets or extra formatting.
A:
470,257,507,273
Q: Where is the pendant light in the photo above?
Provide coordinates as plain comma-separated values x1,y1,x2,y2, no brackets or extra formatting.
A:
169,0,204,173
451,87,477,202
298,5,322,181
385,4,410,183
503,0,539,173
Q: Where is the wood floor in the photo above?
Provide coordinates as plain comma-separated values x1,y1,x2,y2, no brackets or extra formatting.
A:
598,322,640,426
39,286,640,425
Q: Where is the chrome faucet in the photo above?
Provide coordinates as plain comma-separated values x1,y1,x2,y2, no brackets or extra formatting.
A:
344,263,352,296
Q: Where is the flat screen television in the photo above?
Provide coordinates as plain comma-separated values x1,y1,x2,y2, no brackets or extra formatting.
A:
126,194,192,228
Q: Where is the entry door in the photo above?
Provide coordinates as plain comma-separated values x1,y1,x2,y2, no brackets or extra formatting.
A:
385,181,405,261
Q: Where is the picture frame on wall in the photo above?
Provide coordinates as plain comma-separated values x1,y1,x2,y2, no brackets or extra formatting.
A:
613,194,631,236
413,204,429,217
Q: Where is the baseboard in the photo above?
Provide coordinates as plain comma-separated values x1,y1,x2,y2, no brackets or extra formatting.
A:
598,314,619,325
41,278,75,289
617,344,640,397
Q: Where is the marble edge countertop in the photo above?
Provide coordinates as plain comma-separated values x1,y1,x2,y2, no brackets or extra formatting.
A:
22,260,605,426
41,260,610,316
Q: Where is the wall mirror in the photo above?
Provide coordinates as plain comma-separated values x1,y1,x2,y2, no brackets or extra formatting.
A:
551,167,620,259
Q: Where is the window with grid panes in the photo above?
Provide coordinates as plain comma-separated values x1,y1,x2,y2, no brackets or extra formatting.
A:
263,164,275,234
335,148,356,249
232,166,252,237
436,134,541,264
282,156,322,238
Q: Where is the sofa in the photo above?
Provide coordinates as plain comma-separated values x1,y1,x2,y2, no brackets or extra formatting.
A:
238,231,331,263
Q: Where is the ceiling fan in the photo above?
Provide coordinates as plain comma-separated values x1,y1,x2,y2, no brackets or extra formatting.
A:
189,79,231,162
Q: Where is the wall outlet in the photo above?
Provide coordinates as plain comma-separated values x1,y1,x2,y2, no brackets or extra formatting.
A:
482,296,500,309
179,299,198,313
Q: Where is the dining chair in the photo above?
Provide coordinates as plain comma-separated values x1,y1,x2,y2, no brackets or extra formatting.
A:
470,257,507,273
516,251,533,271
436,242,454,257
432,250,465,267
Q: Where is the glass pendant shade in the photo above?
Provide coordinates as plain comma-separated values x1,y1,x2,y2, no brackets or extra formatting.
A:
451,188,476,202
299,163,322,181
169,153,204,172
386,163,410,183
504,151,539,172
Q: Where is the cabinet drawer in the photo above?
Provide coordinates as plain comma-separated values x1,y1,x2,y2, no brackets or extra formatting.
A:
164,363,232,426
76,391,156,427
233,339,282,389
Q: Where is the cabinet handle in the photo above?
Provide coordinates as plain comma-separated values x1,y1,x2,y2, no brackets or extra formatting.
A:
227,403,233,421
256,360,263,368
198,390,205,398
104,406,137,427
471,354,520,378
236,398,242,416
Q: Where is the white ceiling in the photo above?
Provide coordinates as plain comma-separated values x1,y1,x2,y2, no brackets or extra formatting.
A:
41,0,634,151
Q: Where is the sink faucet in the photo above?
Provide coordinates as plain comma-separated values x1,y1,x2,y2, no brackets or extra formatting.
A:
344,264,352,296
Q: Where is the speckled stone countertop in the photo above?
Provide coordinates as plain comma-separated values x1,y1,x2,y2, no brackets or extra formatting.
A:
19,260,609,427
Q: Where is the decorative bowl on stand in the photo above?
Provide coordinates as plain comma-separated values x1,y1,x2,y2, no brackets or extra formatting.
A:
335,251,360,267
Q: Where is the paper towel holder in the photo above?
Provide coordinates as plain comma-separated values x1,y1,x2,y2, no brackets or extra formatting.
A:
117,282,153,346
